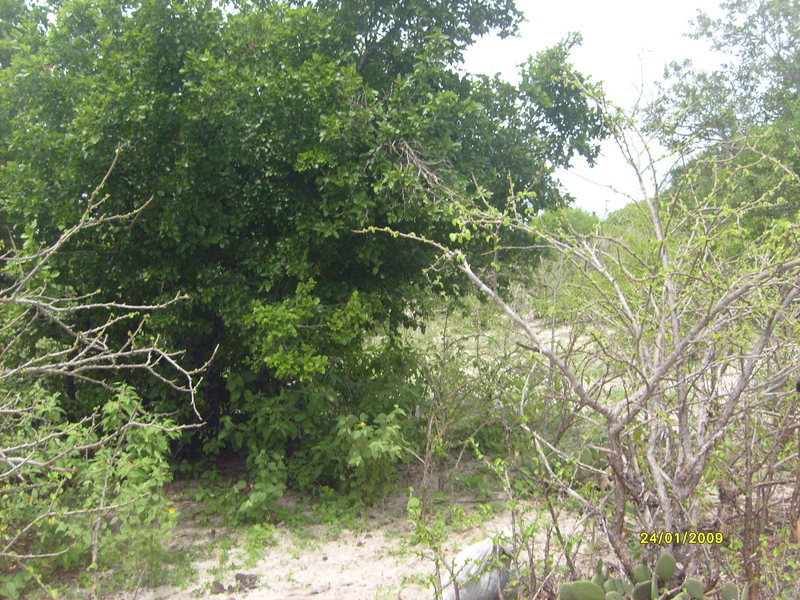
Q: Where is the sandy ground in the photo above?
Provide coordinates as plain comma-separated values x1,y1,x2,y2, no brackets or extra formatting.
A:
116,487,523,600
132,526,434,600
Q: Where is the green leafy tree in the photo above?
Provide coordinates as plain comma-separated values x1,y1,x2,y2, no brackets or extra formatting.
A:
649,0,800,238
0,0,606,495
651,0,800,144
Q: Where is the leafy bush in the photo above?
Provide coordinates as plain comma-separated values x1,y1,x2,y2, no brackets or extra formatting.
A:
199,335,423,514
0,384,182,597
0,155,204,596
336,405,408,500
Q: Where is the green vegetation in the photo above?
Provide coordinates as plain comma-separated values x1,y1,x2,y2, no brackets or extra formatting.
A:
559,555,748,600
1,0,602,494
3,0,800,598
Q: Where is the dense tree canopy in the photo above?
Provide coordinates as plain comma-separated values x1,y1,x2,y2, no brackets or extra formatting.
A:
0,0,605,494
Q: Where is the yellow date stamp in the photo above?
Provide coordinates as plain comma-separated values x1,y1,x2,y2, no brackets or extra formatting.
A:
639,531,725,545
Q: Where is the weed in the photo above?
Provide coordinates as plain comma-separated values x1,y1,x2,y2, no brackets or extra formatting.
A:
244,523,279,566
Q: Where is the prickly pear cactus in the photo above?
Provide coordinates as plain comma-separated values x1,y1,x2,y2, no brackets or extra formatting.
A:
631,580,652,600
603,578,631,595
559,582,576,600
559,580,604,600
654,552,677,582
558,554,746,600
632,564,652,584
593,558,609,589
684,577,704,599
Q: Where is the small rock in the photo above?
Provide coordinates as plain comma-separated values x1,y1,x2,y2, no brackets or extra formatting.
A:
235,572,258,591
210,581,226,594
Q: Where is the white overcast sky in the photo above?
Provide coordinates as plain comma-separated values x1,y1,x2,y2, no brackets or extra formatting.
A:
462,0,727,216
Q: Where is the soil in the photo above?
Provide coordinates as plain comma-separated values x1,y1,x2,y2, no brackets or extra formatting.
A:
106,482,526,600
